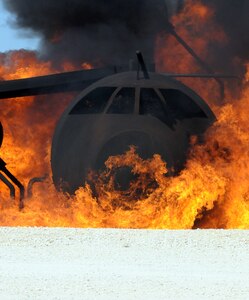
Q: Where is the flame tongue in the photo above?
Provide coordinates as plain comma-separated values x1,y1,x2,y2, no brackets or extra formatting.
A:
1,1,249,228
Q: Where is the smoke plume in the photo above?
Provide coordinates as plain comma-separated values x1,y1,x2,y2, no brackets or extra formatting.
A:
205,0,249,61
3,0,175,66
201,0,249,75
3,0,249,75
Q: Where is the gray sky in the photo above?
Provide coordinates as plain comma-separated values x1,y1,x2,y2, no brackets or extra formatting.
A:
0,0,40,52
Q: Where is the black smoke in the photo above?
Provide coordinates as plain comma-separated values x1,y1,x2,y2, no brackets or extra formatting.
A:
201,0,249,75
3,0,248,76
205,0,249,62
3,0,175,67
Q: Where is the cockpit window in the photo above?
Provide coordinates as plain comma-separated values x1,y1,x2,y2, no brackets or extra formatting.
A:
140,88,170,125
70,87,116,114
107,88,135,114
159,89,207,119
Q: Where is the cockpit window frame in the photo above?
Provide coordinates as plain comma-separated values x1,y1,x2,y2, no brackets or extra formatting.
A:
69,86,117,115
103,87,137,115
159,88,208,120
138,87,170,121
103,87,122,114
154,88,169,112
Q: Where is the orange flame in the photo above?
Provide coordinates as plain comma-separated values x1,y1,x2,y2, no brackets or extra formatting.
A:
0,50,54,80
1,0,249,229
155,0,229,105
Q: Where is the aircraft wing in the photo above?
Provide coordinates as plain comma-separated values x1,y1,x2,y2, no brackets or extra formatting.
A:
0,67,117,99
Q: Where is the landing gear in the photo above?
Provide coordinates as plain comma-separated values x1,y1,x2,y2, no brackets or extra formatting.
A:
0,122,25,209
0,158,25,209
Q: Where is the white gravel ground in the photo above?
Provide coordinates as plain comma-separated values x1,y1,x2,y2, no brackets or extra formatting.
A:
0,228,249,300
